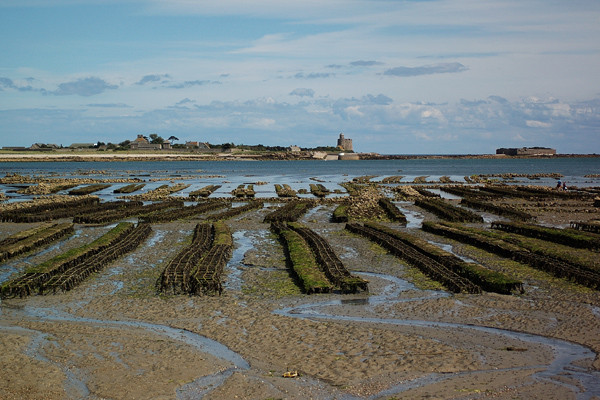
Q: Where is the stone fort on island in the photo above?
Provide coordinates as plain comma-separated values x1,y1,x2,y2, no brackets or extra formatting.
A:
337,133,353,152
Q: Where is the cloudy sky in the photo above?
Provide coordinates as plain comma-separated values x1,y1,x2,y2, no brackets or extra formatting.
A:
1,0,599,154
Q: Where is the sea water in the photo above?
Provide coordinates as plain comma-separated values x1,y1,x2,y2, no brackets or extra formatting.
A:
1,158,598,202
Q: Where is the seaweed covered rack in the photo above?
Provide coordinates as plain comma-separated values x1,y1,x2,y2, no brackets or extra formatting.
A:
1,222,151,297
271,221,368,294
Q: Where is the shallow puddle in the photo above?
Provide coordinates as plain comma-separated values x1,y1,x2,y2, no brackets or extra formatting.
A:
224,229,267,292
394,201,423,228
428,188,461,200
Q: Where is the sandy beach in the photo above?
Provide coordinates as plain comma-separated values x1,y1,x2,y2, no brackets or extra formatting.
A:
1,173,599,399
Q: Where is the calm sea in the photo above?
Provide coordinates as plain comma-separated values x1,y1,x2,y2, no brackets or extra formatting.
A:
1,158,599,201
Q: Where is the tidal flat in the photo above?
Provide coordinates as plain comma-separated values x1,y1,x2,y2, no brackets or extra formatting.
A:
1,161,600,399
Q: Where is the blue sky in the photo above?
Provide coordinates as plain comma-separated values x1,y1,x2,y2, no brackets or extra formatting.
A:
1,0,599,154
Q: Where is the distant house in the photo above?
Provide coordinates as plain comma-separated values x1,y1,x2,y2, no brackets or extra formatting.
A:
130,134,163,150
496,147,556,156
130,135,149,148
30,143,60,150
288,145,301,152
185,141,210,150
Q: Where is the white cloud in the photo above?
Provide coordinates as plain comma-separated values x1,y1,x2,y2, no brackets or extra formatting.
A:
87,103,131,108
420,108,446,123
290,88,315,97
247,117,276,128
168,80,220,89
136,74,171,85
350,60,383,67
526,120,552,128
176,98,195,105
344,106,364,117
414,131,433,141
2,93,599,153
383,63,468,77
52,77,118,97
294,72,334,79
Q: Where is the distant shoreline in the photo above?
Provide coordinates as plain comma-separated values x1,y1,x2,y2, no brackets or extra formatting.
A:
0,151,598,162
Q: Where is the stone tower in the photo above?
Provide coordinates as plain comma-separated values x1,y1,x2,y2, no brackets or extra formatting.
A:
336,133,353,151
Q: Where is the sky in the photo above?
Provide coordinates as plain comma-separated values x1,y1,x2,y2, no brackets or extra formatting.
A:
0,0,599,154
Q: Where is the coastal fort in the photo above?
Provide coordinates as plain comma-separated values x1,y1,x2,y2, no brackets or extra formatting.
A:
337,133,353,152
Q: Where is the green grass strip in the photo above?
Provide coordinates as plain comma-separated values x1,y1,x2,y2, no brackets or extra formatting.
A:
0,223,55,245
189,185,221,198
366,222,522,294
273,224,332,294
332,204,349,222
378,198,407,224
263,201,314,223
27,222,133,274
68,183,112,195
339,182,361,196
492,221,600,251
423,221,600,289
113,183,146,193
213,220,233,246
471,224,599,273
461,198,534,221
0,223,74,262
415,197,483,223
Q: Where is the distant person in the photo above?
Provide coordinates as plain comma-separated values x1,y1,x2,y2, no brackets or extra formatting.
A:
556,180,562,190
562,182,567,191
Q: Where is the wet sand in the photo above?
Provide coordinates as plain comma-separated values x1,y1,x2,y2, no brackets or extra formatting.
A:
1,199,600,399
